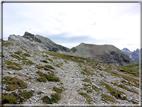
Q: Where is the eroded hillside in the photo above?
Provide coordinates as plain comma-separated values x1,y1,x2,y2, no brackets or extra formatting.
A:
1,40,140,106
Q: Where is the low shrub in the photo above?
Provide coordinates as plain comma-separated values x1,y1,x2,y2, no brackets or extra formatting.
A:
43,93,61,104
3,76,27,91
4,60,22,70
46,73,60,82
79,92,93,104
22,53,31,57
82,78,91,83
23,60,34,66
14,51,23,55
2,93,17,104
37,76,47,83
53,86,62,93
19,90,33,99
101,94,116,102
40,60,48,63
11,54,21,60
45,65,55,70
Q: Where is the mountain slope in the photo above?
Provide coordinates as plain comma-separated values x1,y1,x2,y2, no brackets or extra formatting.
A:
1,40,140,105
71,43,135,66
8,32,71,53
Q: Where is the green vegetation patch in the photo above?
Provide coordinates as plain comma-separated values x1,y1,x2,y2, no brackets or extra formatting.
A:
81,68,94,75
119,66,139,77
79,92,93,104
2,93,17,104
125,63,139,68
4,60,22,70
53,86,62,93
101,82,127,100
37,76,47,83
43,93,61,104
44,51,92,63
46,73,60,82
100,68,139,87
22,53,31,57
2,90,33,104
36,71,60,82
14,51,23,55
45,65,55,70
11,54,21,60
3,76,27,91
3,40,13,47
40,60,48,63
101,94,116,102
111,82,130,91
46,58,53,62
92,85,100,92
37,65,43,69
82,78,91,83
23,60,34,66
19,90,33,99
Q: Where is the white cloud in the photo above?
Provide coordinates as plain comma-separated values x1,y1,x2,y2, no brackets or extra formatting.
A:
3,3,140,51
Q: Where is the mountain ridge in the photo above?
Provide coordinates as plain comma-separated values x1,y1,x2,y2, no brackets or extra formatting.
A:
7,32,135,66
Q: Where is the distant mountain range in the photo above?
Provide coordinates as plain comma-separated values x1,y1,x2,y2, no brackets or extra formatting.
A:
8,31,135,66
122,48,141,63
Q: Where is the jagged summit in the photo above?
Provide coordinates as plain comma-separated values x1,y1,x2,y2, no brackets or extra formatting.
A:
8,32,71,53
122,48,131,51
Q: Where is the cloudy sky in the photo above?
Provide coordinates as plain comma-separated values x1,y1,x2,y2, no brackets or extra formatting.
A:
3,3,140,51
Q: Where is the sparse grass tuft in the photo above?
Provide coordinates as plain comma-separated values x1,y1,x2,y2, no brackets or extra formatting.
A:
22,53,31,57
101,82,128,100
119,66,139,77
101,94,116,102
4,60,22,70
45,65,55,70
3,76,27,91
37,65,43,69
14,51,23,55
37,76,47,83
82,78,91,83
43,93,61,104
2,93,17,104
11,54,21,60
40,60,48,63
53,86,62,93
23,60,34,66
19,90,33,99
46,73,60,82
79,92,93,104
3,40,13,47
92,85,99,92
46,58,53,62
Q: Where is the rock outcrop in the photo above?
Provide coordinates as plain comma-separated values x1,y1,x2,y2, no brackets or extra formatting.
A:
71,43,135,66
8,32,71,53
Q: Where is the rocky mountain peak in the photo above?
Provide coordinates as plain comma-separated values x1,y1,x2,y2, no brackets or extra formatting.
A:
8,32,71,53
122,48,131,52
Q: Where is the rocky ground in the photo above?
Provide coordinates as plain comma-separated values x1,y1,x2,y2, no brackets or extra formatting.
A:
0,40,141,106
